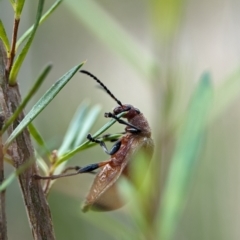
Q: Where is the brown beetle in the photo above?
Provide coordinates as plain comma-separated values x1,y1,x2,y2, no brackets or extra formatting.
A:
35,71,154,212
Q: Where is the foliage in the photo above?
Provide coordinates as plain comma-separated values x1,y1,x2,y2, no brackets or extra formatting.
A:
0,0,240,240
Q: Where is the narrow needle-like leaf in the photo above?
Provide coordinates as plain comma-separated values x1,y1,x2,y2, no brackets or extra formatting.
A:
73,104,101,148
36,155,49,174
8,0,15,9
15,0,26,19
0,158,33,192
28,123,51,155
0,20,10,55
58,101,90,155
158,72,213,240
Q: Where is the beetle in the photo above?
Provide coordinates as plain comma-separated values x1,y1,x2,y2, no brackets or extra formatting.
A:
34,70,154,212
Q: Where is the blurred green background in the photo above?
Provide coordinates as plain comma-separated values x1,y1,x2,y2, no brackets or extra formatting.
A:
1,0,240,239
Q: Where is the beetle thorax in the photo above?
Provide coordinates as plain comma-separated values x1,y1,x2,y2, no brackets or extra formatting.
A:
128,113,151,137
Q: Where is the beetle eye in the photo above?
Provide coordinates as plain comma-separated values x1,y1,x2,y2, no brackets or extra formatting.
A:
113,107,123,114
135,108,141,114
124,106,131,112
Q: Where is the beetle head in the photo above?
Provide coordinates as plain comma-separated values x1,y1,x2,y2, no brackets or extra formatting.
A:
113,104,141,119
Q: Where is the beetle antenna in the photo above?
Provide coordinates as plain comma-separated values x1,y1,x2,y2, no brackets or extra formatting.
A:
80,70,122,106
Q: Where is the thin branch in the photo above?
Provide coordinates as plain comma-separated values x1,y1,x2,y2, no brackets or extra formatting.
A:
0,133,7,240
6,18,20,78
0,40,8,240
0,40,56,239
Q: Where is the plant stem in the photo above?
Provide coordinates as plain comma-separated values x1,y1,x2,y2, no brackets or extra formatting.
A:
0,122,7,240
0,41,56,239
6,18,20,78
0,167,7,240
0,38,8,240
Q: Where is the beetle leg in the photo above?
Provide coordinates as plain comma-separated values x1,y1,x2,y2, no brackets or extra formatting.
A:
61,166,81,173
87,134,121,155
101,132,124,142
105,112,141,133
62,166,96,175
33,160,111,180
109,138,120,142
125,127,140,134
34,171,81,180
76,160,110,173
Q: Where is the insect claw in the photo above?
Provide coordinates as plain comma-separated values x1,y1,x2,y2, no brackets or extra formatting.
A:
104,112,114,118
87,133,92,140
87,134,99,143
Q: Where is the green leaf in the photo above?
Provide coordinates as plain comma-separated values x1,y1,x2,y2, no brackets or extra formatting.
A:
158,72,213,240
65,0,157,80
2,63,52,134
0,157,33,192
15,0,26,19
5,63,84,148
28,123,51,156
16,0,63,50
0,20,10,54
0,172,18,192
58,100,90,155
8,0,15,9
36,154,49,174
9,0,44,84
73,104,101,148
